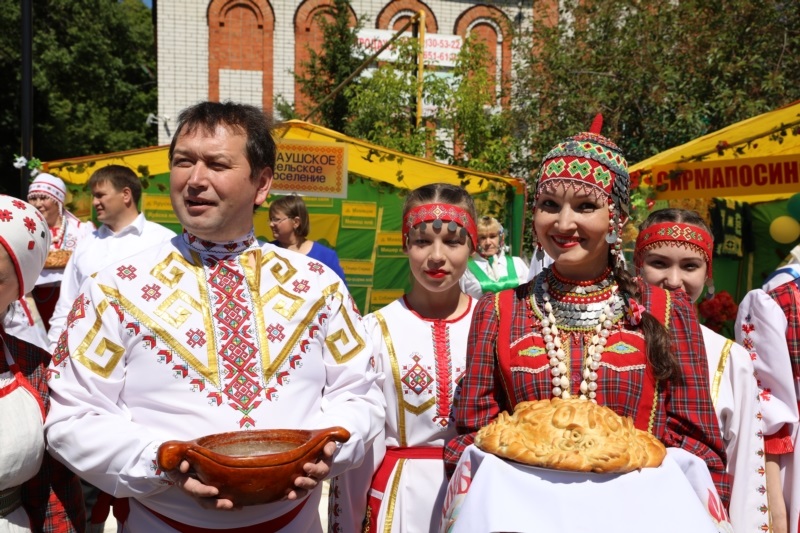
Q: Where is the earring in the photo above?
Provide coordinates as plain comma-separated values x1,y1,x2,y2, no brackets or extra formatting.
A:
535,242,545,261
705,278,716,298
605,205,619,244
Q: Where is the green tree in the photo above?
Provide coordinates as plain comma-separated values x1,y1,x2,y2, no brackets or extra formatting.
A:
0,0,156,195
289,0,365,132
514,0,800,167
343,39,448,159
512,0,800,252
345,34,527,217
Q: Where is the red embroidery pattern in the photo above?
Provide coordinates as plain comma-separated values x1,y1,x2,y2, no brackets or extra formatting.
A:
52,336,70,366
267,323,285,343
11,199,26,210
308,262,324,274
141,284,162,301
66,294,87,326
292,279,310,293
109,300,125,323
23,216,36,233
186,328,206,348
431,321,453,428
117,265,137,280
0,209,12,222
401,354,434,394
209,260,262,428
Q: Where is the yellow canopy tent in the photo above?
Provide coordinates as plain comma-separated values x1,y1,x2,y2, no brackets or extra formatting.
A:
43,120,527,313
629,101,800,298
631,100,800,203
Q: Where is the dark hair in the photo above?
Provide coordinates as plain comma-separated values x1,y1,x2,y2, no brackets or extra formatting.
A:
403,183,477,249
269,195,310,238
639,207,712,234
614,264,681,382
168,101,276,181
88,165,143,206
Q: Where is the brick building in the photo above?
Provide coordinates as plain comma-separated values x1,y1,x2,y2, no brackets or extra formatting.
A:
155,0,534,144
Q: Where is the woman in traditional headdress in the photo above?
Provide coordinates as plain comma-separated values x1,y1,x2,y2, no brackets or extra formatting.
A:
0,195,84,532
329,183,478,533
26,173,94,329
443,117,731,532
636,208,777,533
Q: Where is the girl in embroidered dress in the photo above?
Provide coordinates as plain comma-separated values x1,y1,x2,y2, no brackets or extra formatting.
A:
636,208,775,533
329,183,478,533
443,117,732,532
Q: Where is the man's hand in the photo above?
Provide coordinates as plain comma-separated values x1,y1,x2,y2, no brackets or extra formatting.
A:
168,460,239,510
285,441,337,500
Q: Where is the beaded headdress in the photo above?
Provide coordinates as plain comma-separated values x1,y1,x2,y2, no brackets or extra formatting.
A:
27,173,67,205
634,222,715,286
533,115,630,265
403,203,478,250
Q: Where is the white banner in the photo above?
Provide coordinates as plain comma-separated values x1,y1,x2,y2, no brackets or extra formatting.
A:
357,29,462,67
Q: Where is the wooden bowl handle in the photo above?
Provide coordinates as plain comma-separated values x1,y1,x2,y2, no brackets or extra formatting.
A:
157,440,191,471
324,426,351,444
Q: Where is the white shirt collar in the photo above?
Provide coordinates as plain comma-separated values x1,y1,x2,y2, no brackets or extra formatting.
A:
97,212,146,238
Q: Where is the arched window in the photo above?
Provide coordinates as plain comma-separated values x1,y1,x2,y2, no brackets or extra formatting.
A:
208,0,275,112
293,0,357,116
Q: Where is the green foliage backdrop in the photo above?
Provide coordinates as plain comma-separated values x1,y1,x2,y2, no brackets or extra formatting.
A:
0,0,157,195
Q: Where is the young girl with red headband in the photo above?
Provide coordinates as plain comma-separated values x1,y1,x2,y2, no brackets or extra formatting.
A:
636,208,780,533
329,183,478,533
442,118,732,532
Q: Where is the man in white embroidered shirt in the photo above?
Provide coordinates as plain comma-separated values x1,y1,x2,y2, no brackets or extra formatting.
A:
45,101,385,532
47,165,176,352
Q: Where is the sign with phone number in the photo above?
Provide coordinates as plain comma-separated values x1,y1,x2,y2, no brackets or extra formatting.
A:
357,29,463,67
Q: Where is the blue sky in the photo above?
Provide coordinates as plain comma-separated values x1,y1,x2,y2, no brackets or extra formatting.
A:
141,0,152,7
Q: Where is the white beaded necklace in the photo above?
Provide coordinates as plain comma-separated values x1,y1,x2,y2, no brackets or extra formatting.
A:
51,214,65,249
537,271,620,402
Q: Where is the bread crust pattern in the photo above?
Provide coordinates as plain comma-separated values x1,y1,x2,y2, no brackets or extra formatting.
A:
44,250,71,269
475,398,666,473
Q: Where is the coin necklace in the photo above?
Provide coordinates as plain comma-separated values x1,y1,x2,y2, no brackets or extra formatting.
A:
537,267,620,402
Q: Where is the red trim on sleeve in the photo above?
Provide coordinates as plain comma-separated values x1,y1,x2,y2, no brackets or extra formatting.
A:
765,424,795,455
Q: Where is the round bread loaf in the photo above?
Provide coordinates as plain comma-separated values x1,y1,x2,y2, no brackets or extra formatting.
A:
475,397,666,473
44,250,72,269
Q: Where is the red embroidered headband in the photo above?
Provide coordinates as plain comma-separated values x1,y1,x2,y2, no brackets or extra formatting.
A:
634,222,714,276
403,203,478,250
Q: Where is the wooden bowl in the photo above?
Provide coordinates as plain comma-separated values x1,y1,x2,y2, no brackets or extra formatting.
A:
156,426,350,506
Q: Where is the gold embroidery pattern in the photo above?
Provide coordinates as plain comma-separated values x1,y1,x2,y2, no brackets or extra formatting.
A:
375,311,408,446
73,299,125,378
151,251,196,288
261,250,298,284
99,285,221,387
648,382,659,435
518,346,546,357
261,285,305,320
155,290,203,328
383,458,406,533
260,293,327,384
325,307,367,365
711,339,733,408
242,250,270,377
